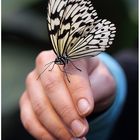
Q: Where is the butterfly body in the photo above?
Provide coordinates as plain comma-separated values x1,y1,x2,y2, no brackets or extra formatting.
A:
54,56,69,65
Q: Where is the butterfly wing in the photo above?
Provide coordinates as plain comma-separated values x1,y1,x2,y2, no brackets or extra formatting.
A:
48,0,99,57
67,19,116,59
48,0,69,56
48,0,116,59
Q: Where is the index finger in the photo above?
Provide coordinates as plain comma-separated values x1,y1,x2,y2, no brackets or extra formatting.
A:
65,58,99,117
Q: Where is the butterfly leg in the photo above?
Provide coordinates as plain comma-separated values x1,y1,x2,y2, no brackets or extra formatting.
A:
48,62,55,71
58,65,70,83
37,61,54,80
63,66,70,83
69,60,82,72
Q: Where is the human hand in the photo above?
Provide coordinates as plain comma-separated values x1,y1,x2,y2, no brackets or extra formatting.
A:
19,50,116,140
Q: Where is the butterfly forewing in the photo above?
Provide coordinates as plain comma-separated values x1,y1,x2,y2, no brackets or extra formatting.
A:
48,0,69,55
47,0,116,60
63,0,99,54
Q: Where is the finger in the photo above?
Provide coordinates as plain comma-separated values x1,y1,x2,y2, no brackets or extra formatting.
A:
65,59,97,117
36,51,89,138
19,92,56,140
89,60,116,112
26,71,73,140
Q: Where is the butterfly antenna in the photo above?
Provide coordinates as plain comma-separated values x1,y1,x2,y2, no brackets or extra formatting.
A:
37,61,54,80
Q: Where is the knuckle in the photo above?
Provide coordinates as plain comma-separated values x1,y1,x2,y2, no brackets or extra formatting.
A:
21,115,32,133
100,70,116,98
19,92,27,109
73,85,85,94
36,51,48,66
56,127,64,138
44,79,55,92
103,72,116,91
107,75,116,90
55,127,71,140
39,132,54,140
33,101,46,117
71,84,87,96
26,71,34,85
60,105,74,119
44,74,61,92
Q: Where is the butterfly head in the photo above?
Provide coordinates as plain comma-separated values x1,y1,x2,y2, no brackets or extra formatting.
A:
54,56,68,65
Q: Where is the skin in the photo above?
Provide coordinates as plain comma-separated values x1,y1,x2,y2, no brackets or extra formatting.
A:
19,50,116,140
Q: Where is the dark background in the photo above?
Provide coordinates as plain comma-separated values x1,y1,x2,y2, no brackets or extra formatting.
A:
2,0,138,139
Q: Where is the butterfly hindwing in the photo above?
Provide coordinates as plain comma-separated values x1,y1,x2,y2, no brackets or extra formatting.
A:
67,19,116,59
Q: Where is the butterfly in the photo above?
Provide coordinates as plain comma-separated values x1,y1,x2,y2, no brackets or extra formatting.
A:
38,0,116,82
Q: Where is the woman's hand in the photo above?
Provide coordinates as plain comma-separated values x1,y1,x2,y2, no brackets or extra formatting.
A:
19,50,116,140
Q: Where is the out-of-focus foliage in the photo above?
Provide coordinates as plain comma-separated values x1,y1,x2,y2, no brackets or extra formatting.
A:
2,0,38,17
124,0,138,24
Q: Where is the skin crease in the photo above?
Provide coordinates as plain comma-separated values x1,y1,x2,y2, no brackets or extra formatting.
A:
19,50,116,140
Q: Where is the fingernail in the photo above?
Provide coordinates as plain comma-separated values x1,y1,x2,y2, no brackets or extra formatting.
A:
71,120,86,137
77,98,90,115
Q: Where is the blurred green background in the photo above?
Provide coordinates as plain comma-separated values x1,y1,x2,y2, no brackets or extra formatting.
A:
2,0,138,140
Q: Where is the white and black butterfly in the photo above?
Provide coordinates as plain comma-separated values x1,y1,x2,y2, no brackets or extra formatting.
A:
39,0,116,81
